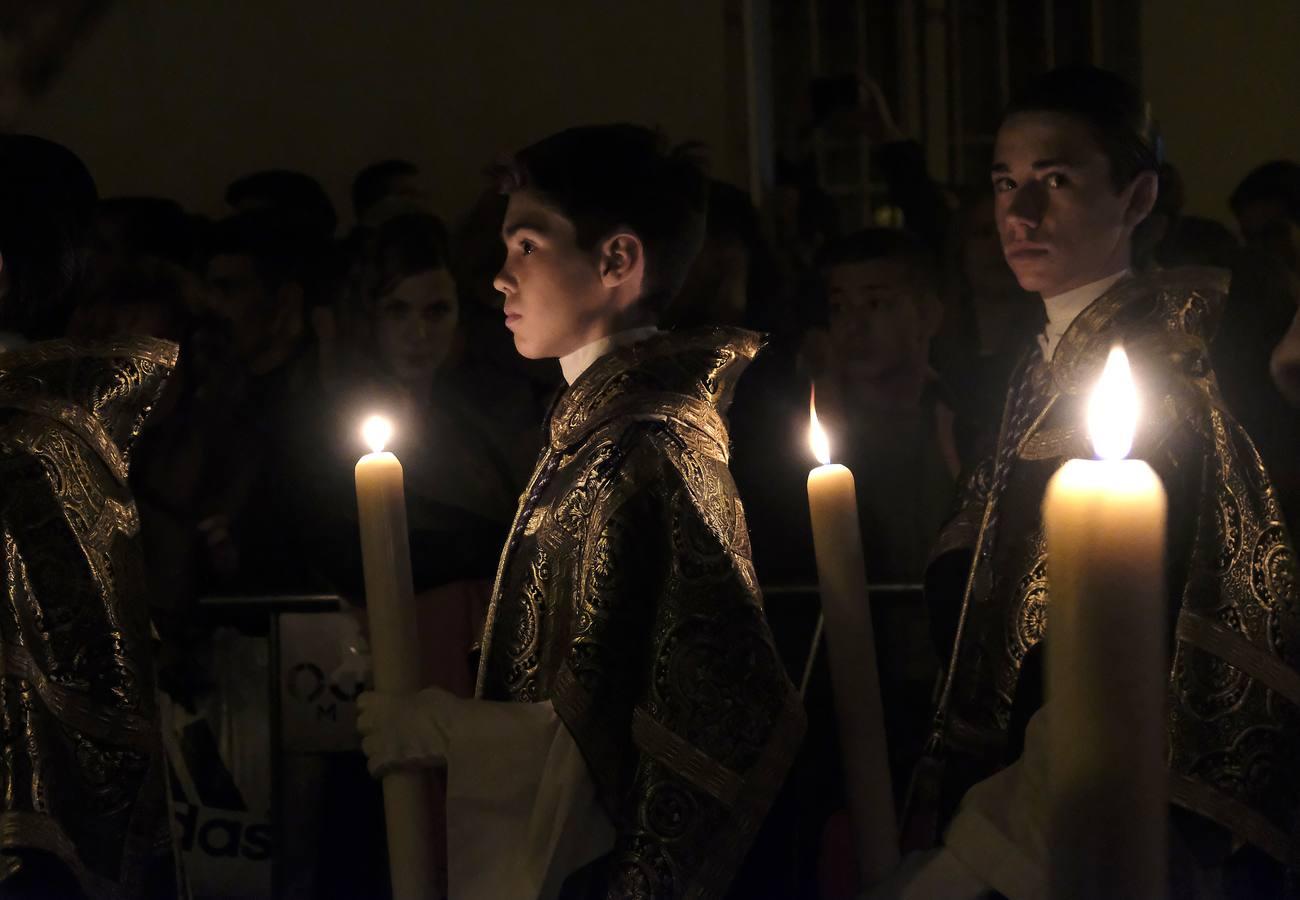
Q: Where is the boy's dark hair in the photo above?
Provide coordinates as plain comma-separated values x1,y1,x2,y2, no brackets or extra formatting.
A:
224,169,337,239
1004,65,1162,192
358,213,451,303
818,227,941,298
1230,160,1300,222
492,124,708,311
0,134,98,339
353,159,419,222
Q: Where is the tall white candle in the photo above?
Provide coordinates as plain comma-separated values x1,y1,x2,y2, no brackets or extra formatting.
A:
1043,347,1168,900
805,391,899,887
355,415,437,900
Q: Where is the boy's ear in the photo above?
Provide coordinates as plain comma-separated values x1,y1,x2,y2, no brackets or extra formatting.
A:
599,231,644,290
1124,169,1159,228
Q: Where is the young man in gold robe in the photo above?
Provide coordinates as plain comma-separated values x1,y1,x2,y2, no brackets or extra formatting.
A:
358,125,804,899
884,67,1299,898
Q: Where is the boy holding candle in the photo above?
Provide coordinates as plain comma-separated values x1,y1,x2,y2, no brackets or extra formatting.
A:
880,67,1300,898
357,124,804,899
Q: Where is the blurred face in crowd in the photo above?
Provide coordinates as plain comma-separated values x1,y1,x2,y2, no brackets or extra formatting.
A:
494,189,645,360
1236,198,1299,274
826,258,939,380
992,111,1156,297
206,253,302,363
374,267,458,384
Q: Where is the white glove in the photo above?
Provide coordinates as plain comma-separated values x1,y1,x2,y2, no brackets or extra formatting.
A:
356,686,455,777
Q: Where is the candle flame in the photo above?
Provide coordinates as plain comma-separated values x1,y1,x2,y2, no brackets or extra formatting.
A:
809,386,831,465
362,415,393,454
1087,346,1138,461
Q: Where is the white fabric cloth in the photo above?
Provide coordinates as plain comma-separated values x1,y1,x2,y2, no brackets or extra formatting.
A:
559,325,661,385
1036,270,1129,361
869,708,1052,900
941,707,1052,900
357,687,616,899
444,699,616,900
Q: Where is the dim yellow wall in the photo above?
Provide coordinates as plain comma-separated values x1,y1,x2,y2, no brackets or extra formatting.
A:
1141,0,1300,225
16,1,735,225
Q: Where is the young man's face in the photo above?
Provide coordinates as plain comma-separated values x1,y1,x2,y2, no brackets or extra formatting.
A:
826,259,936,380
992,111,1151,297
493,190,615,360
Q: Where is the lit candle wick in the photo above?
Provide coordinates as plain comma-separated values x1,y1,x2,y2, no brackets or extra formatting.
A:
1088,346,1138,461
809,386,832,466
362,415,393,455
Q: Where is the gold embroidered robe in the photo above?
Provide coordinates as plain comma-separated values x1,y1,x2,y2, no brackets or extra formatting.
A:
0,338,177,898
476,326,805,899
922,267,1300,870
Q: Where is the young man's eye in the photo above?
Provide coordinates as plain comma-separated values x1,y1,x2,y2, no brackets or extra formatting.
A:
520,240,536,256
1045,173,1069,189
993,177,1015,193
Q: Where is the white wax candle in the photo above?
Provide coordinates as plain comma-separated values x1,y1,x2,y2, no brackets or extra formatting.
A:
1042,348,1168,900
355,416,437,900
806,394,899,887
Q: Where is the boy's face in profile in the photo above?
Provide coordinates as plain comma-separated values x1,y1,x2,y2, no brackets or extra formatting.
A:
494,189,612,360
827,258,936,379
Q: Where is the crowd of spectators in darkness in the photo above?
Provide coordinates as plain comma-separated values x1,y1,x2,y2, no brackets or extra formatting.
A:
14,74,1299,897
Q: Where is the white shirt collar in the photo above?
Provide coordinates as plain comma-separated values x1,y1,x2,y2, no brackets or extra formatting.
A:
1037,269,1130,361
559,326,661,385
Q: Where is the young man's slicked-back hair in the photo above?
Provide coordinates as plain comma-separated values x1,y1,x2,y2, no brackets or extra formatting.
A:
493,124,709,312
1005,65,1162,193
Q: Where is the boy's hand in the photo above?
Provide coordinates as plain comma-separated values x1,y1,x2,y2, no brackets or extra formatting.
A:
356,688,452,777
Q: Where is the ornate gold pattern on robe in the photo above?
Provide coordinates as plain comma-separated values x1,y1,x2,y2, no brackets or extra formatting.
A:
0,337,177,898
926,268,1300,867
476,326,805,899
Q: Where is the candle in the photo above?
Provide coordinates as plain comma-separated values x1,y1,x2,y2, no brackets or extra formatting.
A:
355,415,437,900
1043,347,1168,900
805,389,899,887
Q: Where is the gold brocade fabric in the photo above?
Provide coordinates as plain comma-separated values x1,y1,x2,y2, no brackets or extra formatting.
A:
476,326,805,900
0,338,177,899
926,267,1300,867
